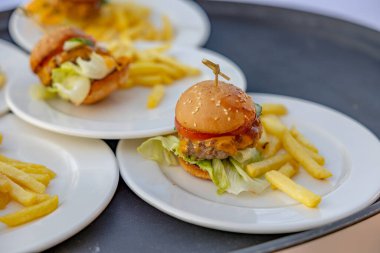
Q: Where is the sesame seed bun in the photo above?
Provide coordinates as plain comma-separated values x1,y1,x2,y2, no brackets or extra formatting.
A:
178,158,210,180
175,80,256,134
30,27,95,72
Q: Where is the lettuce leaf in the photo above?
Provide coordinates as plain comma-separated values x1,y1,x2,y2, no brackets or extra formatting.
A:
137,136,268,195
51,62,91,105
137,136,179,166
232,148,262,166
229,158,269,194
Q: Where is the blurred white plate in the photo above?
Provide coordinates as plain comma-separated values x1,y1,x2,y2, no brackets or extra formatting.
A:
0,114,119,253
117,93,380,234
6,46,246,139
0,40,26,116
9,0,210,52
0,0,23,12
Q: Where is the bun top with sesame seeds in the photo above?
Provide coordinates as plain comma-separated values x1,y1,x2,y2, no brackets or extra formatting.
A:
175,80,256,134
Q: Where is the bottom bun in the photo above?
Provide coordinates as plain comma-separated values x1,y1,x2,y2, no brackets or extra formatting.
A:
82,64,129,105
178,157,210,180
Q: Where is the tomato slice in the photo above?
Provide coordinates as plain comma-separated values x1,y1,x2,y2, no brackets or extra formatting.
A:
175,118,257,141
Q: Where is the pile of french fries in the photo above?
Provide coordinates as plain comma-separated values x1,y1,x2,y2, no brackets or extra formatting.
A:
25,0,173,43
0,133,58,227
107,42,201,109
247,103,332,208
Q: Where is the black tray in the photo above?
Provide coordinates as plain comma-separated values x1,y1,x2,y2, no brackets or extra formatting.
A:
1,1,380,252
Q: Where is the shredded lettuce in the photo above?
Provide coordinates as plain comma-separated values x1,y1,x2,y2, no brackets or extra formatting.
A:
137,136,268,195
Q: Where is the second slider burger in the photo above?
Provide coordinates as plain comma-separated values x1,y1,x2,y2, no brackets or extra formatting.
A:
138,60,267,195
30,27,129,105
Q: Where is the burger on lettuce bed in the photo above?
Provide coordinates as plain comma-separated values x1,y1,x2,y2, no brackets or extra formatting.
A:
138,59,267,195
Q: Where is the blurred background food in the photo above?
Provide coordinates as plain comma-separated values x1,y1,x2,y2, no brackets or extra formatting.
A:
24,0,173,44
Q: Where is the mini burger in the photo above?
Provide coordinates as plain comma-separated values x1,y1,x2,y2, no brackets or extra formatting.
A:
30,27,129,105
175,80,262,179
138,60,268,195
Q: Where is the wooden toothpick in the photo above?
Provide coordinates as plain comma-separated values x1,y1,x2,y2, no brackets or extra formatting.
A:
202,59,230,86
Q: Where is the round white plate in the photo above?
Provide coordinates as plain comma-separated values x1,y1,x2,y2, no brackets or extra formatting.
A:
0,40,27,116
0,114,119,252
117,93,380,234
6,46,246,139
10,0,210,52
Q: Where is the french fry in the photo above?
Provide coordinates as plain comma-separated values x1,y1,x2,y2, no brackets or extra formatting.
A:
32,192,50,203
261,115,287,138
290,126,319,153
271,163,298,189
161,15,173,41
246,153,292,178
303,147,325,165
0,133,3,144
0,71,5,89
129,62,183,79
282,131,332,179
127,75,172,87
147,85,165,109
29,173,51,186
265,170,321,208
262,135,282,158
0,162,46,193
0,196,58,227
0,192,10,209
262,103,288,115
4,176,37,206
0,174,11,193
0,155,56,178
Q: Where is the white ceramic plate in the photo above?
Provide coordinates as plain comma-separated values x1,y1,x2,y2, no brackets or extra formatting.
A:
9,0,210,52
0,40,26,116
6,46,246,139
117,93,380,234
0,114,119,252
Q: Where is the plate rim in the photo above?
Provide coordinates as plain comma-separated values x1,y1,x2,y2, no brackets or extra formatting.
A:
116,92,380,234
9,0,211,52
0,114,119,252
0,39,26,116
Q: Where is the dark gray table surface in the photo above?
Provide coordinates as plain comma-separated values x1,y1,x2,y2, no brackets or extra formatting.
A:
1,1,379,252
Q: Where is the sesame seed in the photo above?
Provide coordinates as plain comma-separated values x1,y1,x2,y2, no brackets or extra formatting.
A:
216,100,221,106
214,117,219,121
194,122,197,127
210,98,215,101
228,117,231,121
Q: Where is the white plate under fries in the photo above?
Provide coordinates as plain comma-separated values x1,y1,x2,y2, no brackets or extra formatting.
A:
0,115,119,253
0,40,27,117
117,93,380,234
10,0,210,51
6,46,246,139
